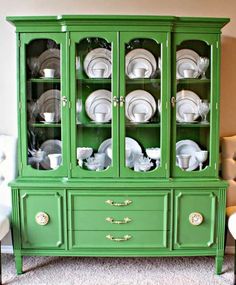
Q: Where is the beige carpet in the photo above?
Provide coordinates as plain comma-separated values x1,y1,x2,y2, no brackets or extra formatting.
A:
1,254,234,285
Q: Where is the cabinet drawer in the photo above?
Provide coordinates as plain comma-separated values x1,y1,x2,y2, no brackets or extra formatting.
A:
69,231,167,249
69,211,167,231
68,192,169,211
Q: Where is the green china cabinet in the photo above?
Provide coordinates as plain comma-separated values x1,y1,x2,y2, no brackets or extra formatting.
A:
7,15,229,275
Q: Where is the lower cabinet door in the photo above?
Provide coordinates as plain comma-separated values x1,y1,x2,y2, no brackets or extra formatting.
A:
174,190,217,249
19,189,64,249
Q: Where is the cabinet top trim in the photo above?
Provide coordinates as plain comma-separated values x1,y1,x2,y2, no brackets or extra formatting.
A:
6,15,229,32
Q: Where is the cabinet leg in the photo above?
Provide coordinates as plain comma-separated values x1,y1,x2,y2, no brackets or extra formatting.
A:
215,255,224,275
15,255,23,275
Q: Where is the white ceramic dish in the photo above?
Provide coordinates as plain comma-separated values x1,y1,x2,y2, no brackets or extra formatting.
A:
126,48,157,78
127,99,153,122
176,139,201,171
86,57,111,78
176,90,201,122
40,139,62,170
176,49,200,79
125,90,156,118
98,137,142,168
89,99,111,122
85,90,112,121
83,48,111,78
176,58,199,79
127,57,153,79
35,89,61,122
38,48,60,78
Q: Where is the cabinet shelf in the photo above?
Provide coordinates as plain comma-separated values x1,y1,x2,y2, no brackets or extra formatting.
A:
29,78,61,83
177,122,210,127
77,78,111,84
30,123,61,128
126,78,160,84
76,122,160,128
177,78,210,85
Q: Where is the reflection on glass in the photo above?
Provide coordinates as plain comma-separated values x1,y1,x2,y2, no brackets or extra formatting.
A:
125,38,161,172
75,37,112,171
26,39,62,170
175,40,211,172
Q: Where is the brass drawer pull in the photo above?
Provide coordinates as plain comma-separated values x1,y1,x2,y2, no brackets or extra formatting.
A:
189,212,204,226
171,96,176,108
106,234,132,242
61,96,67,107
105,199,132,207
106,217,131,224
35,212,49,226
113,96,119,107
120,96,125,107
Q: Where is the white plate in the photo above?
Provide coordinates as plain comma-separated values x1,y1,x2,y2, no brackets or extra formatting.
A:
127,57,153,79
84,48,111,78
38,48,60,78
125,90,156,118
98,137,142,168
86,57,111,78
89,98,111,122
126,48,157,78
176,140,201,171
40,139,62,170
176,49,200,79
85,90,112,121
176,90,201,122
176,58,199,79
35,89,61,122
127,99,153,122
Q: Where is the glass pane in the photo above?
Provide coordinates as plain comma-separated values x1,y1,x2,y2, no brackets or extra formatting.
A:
26,39,62,170
75,37,112,172
175,40,211,172
124,38,161,172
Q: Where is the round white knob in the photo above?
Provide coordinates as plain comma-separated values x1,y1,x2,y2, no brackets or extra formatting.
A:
189,212,204,226
35,212,49,226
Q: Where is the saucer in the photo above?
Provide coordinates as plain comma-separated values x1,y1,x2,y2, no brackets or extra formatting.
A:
40,76,55,79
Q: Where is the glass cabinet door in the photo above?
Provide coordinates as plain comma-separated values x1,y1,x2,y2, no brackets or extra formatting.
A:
119,32,170,178
171,34,219,177
70,32,119,177
20,33,69,177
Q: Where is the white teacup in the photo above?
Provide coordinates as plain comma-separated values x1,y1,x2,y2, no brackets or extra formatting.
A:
133,112,146,122
133,67,147,78
95,112,106,122
41,112,55,123
93,68,105,78
43,68,55,78
183,69,195,78
183,112,195,122
48,154,62,169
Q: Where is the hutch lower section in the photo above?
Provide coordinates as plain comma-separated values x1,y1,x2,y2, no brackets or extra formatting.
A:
11,181,226,275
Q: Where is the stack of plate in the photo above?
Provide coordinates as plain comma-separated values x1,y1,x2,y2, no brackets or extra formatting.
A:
38,48,61,78
176,139,201,171
176,90,200,122
126,48,157,79
125,90,156,122
176,49,200,79
84,48,112,78
40,139,62,170
85,89,112,122
34,89,61,122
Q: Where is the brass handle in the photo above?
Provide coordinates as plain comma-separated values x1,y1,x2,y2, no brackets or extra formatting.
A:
106,234,132,242
120,96,125,107
189,212,204,226
106,217,132,224
35,212,49,226
171,96,176,108
62,96,67,107
113,96,119,107
105,199,132,207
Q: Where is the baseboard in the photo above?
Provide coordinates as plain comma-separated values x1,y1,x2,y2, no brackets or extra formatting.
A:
1,245,234,255
1,245,13,254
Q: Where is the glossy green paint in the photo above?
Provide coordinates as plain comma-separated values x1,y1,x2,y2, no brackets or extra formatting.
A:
7,15,229,276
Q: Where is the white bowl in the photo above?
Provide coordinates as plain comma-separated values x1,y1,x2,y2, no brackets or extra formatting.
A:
195,150,208,162
77,147,93,160
146,147,161,160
